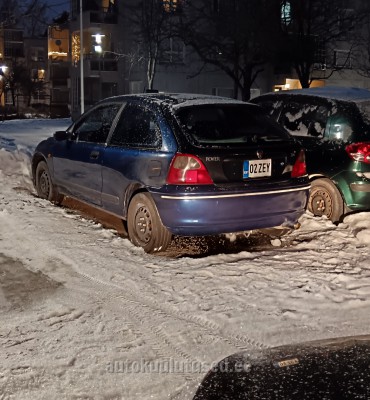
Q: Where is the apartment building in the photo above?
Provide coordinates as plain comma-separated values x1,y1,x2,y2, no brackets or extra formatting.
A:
2,0,370,117
0,22,51,114
68,0,235,118
48,24,70,117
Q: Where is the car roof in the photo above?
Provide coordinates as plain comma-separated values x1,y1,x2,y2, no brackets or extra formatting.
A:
259,86,370,103
98,92,250,109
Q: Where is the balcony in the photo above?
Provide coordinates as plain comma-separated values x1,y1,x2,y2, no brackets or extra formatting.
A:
90,59,117,72
84,54,118,72
90,7,118,24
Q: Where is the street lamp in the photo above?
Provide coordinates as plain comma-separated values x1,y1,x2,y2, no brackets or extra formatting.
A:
80,0,84,114
92,34,105,101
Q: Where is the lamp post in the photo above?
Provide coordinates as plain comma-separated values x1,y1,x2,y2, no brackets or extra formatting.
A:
80,0,84,114
0,65,8,112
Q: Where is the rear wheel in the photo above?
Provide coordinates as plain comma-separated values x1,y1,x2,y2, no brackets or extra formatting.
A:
35,161,64,204
127,192,172,253
308,178,344,223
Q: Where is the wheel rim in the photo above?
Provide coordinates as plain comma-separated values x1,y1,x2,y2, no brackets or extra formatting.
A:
39,170,50,198
134,205,153,244
311,189,333,218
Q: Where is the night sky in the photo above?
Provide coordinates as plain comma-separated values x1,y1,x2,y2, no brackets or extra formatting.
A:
45,0,69,19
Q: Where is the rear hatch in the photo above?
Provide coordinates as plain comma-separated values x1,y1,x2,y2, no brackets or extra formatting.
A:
173,103,300,185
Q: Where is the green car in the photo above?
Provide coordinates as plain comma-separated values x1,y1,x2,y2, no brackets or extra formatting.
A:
252,87,370,222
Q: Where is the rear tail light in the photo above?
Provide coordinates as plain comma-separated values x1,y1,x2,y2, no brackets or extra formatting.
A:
345,142,370,164
291,149,307,178
167,153,213,184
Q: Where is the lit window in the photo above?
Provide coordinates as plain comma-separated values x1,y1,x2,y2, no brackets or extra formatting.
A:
281,1,292,26
163,0,180,12
92,33,105,54
38,69,45,80
102,0,116,11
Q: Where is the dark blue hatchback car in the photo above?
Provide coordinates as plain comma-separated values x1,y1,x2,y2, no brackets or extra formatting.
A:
32,94,309,253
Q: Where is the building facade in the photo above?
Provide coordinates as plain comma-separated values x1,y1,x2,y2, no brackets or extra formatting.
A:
2,0,370,117
68,0,237,118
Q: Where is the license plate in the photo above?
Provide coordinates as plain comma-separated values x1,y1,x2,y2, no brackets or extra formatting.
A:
243,159,272,178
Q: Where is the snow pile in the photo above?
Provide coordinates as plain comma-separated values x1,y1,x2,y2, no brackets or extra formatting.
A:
0,118,70,190
344,213,370,245
0,146,33,190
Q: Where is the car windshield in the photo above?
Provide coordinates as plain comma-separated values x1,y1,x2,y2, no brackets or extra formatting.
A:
175,104,292,146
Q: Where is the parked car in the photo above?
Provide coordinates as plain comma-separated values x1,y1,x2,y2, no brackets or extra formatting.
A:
193,335,370,399
32,93,309,253
252,87,370,222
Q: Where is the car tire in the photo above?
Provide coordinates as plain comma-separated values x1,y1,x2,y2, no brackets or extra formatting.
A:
127,192,172,253
308,178,344,223
35,161,64,205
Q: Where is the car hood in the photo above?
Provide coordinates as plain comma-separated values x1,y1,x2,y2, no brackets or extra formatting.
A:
194,334,370,399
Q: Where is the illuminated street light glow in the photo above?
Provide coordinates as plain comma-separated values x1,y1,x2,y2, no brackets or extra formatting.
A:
92,33,105,44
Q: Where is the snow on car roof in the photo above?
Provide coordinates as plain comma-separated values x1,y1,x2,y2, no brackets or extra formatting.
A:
100,92,247,109
171,97,247,110
271,86,370,103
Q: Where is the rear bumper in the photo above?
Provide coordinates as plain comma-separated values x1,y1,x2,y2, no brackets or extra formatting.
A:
151,184,310,236
331,169,370,211
345,182,370,211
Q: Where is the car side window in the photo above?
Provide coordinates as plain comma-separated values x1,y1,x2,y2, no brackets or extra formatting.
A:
75,104,120,143
109,103,162,148
279,101,329,138
326,113,353,141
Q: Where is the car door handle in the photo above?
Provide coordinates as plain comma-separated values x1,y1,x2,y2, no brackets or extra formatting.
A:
90,150,100,160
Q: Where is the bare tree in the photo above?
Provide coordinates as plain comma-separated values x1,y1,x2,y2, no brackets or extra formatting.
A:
128,0,176,90
21,0,48,37
103,46,145,83
350,4,370,78
278,0,367,88
0,0,18,26
178,0,280,101
0,0,48,35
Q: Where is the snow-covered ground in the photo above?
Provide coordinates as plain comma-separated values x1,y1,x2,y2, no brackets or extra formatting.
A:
1,119,370,399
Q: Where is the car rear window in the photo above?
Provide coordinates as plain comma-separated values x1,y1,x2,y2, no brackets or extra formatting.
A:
174,104,292,146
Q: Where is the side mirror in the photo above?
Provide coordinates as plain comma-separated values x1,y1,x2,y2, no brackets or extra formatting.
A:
54,131,70,141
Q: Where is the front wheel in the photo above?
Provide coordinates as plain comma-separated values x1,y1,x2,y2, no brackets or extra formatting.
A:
127,192,172,253
308,178,344,223
35,161,64,204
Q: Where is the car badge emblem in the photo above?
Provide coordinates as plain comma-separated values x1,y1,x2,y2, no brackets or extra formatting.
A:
256,150,263,159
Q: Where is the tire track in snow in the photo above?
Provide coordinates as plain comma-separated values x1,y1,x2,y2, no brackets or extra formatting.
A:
0,193,266,386
1,191,268,351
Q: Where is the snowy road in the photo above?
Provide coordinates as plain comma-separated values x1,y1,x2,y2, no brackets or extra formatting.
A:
1,119,370,399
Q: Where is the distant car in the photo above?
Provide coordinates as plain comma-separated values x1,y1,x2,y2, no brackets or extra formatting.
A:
252,87,370,222
32,94,309,253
